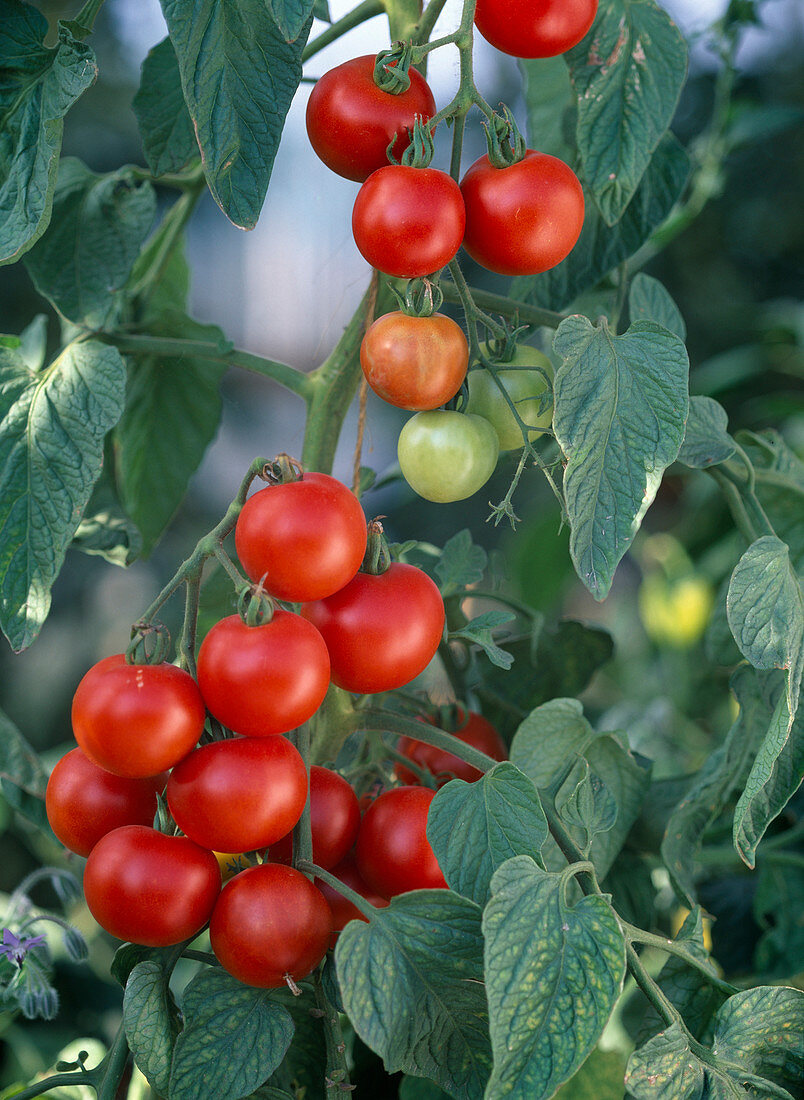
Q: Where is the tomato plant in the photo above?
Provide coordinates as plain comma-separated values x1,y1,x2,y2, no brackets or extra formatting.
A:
316,855,389,946
209,864,333,988
396,710,508,785
355,786,448,897
305,54,436,181
360,310,469,410
474,0,598,58
269,765,360,870
397,409,499,501
465,345,554,450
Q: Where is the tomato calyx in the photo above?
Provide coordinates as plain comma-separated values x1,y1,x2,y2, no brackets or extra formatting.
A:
373,42,413,94
260,452,304,486
237,581,276,627
125,620,171,666
361,518,392,576
388,115,434,169
389,276,444,318
483,105,528,169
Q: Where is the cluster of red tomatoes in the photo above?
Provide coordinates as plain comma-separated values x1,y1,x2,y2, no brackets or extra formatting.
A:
43,469,509,988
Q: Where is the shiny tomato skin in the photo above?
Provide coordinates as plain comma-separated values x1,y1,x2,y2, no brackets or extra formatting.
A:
71,655,206,778
302,563,444,694
360,312,469,411
316,855,389,947
46,748,167,857
83,826,221,946
235,473,366,602
269,766,360,870
460,151,584,276
474,0,598,58
355,786,447,898
210,864,333,988
352,166,465,278
306,55,437,182
167,737,308,854
397,410,499,503
196,611,330,737
396,711,507,786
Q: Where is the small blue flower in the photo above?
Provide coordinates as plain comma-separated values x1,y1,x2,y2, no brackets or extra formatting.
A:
0,928,46,967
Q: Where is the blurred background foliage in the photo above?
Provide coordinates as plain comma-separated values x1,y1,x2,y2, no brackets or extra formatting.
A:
0,0,802,1088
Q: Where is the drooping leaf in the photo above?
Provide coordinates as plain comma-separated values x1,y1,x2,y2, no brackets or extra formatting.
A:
0,4,97,265
266,0,316,42
0,706,49,832
427,763,549,906
740,431,804,573
552,316,689,599
335,891,491,1100
435,529,487,593
566,0,688,225
160,0,311,228
520,55,575,162
123,960,180,1095
677,396,736,469
72,464,142,566
0,340,126,651
133,38,198,177
450,610,515,670
712,986,804,1096
727,535,804,727
628,274,686,340
512,132,689,312
169,968,294,1100
24,158,156,327
483,856,626,1099
753,852,804,978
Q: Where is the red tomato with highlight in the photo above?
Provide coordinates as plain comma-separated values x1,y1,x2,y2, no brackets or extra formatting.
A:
396,711,507,786
167,737,308,854
474,0,597,58
269,766,360,870
235,473,366,602
352,166,465,278
210,864,332,988
302,563,444,694
196,611,330,737
71,655,206,778
460,151,584,276
45,748,167,858
306,55,437,182
356,786,447,898
360,311,469,411
83,826,220,947
316,855,389,947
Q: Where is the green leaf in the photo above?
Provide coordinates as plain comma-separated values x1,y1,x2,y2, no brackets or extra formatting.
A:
335,891,491,1099
553,316,689,600
628,274,686,340
435,529,487,593
17,315,49,372
169,968,294,1100
0,5,97,265
133,38,198,177
727,535,804,727
123,960,179,1095
399,1077,451,1099
0,340,127,651
553,1048,629,1099
754,852,804,978
520,55,575,162
427,762,549,906
0,706,49,832
475,621,614,742
266,0,316,42
312,0,331,20
625,1022,705,1099
555,757,618,854
450,610,514,670
24,158,156,327
115,312,229,554
483,856,626,1099
111,944,173,987
712,986,804,1096
512,132,689,312
733,681,804,867
510,700,649,877
677,396,736,469
740,431,804,573
160,0,311,229
72,465,142,566
566,0,688,225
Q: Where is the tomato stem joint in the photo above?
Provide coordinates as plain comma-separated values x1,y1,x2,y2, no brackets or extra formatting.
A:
125,621,171,666
373,42,413,94
483,105,528,169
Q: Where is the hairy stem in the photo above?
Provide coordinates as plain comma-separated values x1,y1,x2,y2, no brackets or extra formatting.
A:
303,0,385,62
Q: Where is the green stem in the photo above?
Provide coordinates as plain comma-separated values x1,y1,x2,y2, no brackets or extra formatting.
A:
303,0,385,62
301,863,377,920
177,569,202,675
623,923,738,997
72,0,105,32
354,708,498,772
625,943,678,1028
130,181,206,302
312,968,354,1092
101,333,311,401
440,280,567,330
291,725,314,873
96,1024,131,1100
414,0,451,44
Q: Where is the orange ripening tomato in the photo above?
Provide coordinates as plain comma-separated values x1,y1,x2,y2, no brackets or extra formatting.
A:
360,311,469,411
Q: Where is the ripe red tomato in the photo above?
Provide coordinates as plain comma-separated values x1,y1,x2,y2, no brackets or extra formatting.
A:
460,151,584,276
167,737,308,854
71,655,206,778
234,473,366,602
196,611,330,737
210,864,332,988
45,748,166,858
355,786,447,898
352,166,465,278
360,312,469,411
316,855,389,946
83,826,220,947
302,563,444,694
269,765,360,870
305,55,437,182
396,711,507,786
474,0,598,58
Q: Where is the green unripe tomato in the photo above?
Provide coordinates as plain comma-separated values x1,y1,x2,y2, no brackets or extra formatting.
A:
397,411,499,503
466,346,554,451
